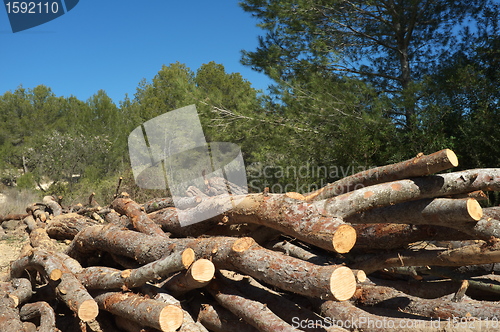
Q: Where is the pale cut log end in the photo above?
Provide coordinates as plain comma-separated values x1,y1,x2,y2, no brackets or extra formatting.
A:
232,237,256,252
352,269,367,283
78,299,99,322
9,295,19,307
159,304,183,332
444,149,459,167
182,248,196,269
467,198,483,221
332,224,357,253
330,266,357,301
49,269,63,281
285,192,306,200
190,259,215,283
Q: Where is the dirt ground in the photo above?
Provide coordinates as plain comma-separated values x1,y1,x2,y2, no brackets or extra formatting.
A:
0,220,30,280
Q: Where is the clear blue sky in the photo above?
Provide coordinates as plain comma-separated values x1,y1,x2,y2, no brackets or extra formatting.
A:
0,1,272,104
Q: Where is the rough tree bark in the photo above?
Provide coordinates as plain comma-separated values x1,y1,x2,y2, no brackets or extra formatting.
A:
111,197,167,238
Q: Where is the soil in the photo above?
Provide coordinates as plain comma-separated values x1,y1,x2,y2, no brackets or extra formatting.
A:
0,220,30,281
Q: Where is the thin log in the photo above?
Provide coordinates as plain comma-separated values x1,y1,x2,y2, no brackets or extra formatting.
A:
19,301,57,332
77,249,194,290
142,196,202,213
346,198,482,226
23,215,39,232
205,272,303,332
187,293,259,332
162,259,215,296
305,149,458,201
316,168,500,219
111,197,167,238
354,239,500,274
148,207,219,237
93,291,183,332
10,249,98,322
26,203,47,222
67,225,357,301
0,295,24,331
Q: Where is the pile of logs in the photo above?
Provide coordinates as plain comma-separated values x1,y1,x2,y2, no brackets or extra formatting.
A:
2,148,500,331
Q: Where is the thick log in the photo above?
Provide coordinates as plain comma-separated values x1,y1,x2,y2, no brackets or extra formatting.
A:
19,301,57,332
355,284,500,320
67,225,356,301
316,168,500,219
188,293,259,332
205,272,303,332
484,206,500,220
46,213,98,240
0,295,24,331
10,249,98,322
111,197,167,238
139,284,209,332
9,278,32,307
148,207,219,237
346,198,482,226
162,258,215,296
93,291,183,332
354,239,500,274
218,269,347,332
23,215,40,232
150,193,356,253
305,149,458,201
77,249,194,290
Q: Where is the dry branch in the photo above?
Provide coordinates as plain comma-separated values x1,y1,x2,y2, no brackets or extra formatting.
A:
19,301,57,332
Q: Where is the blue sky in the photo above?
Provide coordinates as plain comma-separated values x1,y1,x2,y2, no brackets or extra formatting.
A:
0,1,272,104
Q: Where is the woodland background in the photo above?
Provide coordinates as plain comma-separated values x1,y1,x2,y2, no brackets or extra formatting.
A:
1,0,500,209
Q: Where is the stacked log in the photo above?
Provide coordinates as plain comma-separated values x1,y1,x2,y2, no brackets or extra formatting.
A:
1,149,500,331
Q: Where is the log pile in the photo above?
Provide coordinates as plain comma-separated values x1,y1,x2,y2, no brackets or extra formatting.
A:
1,148,500,331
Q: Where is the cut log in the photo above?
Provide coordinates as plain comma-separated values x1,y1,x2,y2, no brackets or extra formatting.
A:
93,291,183,332
354,239,500,274
142,196,202,213
42,195,62,217
46,213,98,240
355,284,500,320
346,198,482,226
19,301,57,332
67,225,357,301
162,258,215,296
317,168,500,219
0,213,29,223
111,197,167,238
9,278,32,307
10,249,98,322
77,249,194,290
188,293,259,332
304,149,458,201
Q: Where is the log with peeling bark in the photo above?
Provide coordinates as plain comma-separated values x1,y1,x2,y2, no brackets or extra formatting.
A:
304,149,459,201
93,291,183,332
